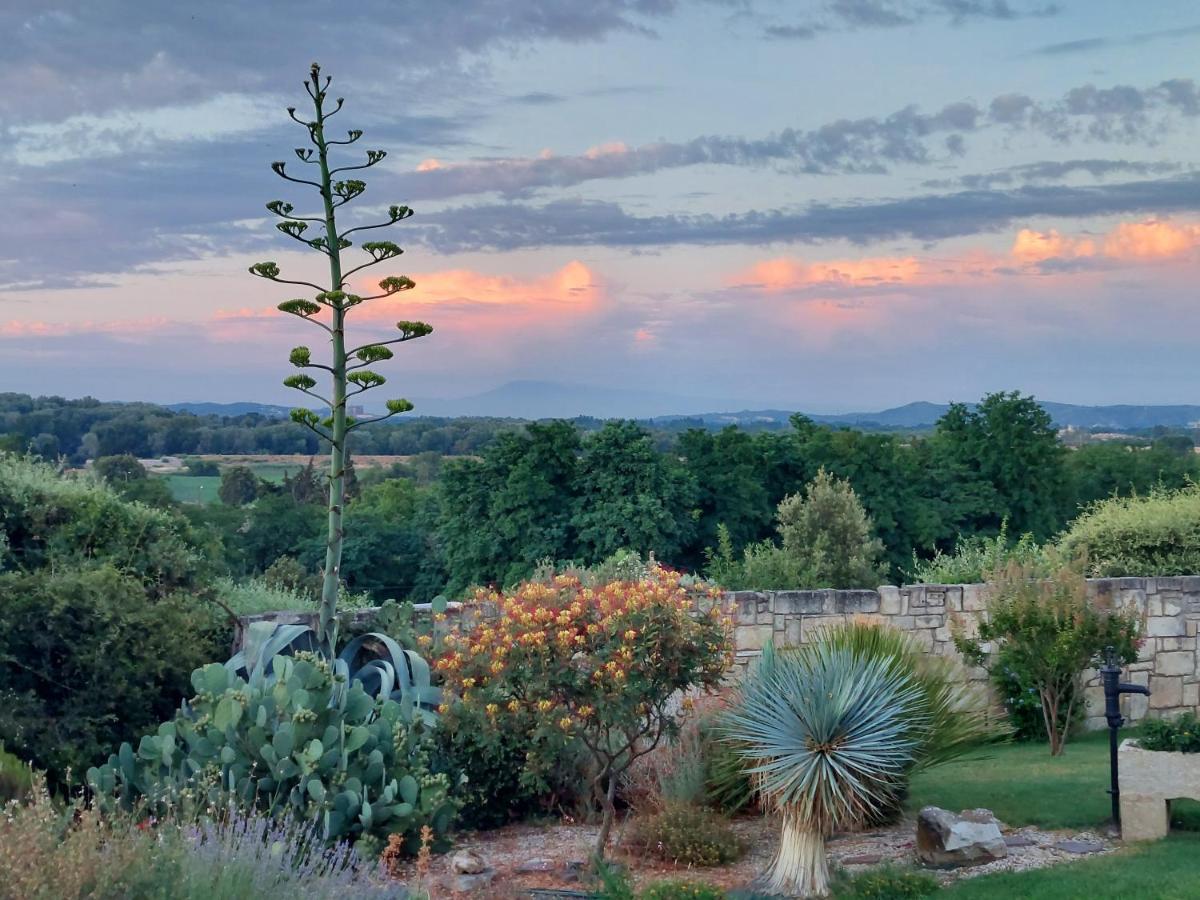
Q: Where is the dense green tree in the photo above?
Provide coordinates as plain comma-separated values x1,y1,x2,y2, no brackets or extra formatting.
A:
92,454,176,508
218,465,260,506
677,427,773,569
574,421,697,564
1065,441,1199,512
438,421,581,591
929,392,1068,540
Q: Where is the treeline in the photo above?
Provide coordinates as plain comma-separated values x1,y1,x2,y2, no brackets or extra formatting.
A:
0,393,521,460
82,391,1199,601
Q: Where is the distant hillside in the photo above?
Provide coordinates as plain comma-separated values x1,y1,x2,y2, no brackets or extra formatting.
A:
167,401,292,418
165,387,1200,432
653,401,1200,431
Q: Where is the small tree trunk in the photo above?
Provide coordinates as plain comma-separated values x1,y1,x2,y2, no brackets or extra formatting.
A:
767,812,830,897
594,770,617,859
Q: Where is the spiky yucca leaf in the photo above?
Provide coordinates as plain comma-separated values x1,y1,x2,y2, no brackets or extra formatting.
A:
726,642,927,835
805,620,1006,772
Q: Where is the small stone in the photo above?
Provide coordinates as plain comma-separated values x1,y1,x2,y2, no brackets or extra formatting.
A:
916,806,1008,869
451,849,487,875
515,858,556,874
1003,835,1036,848
561,860,588,883
453,870,495,892
1053,840,1105,854
841,853,883,865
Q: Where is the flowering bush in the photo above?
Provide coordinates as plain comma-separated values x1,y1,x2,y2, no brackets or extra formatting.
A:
437,566,732,856
954,559,1140,756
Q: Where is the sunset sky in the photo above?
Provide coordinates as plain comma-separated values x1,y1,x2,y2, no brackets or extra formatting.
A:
2,1,1199,413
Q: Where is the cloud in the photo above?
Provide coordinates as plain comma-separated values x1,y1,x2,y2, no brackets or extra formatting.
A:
761,0,1055,39
1031,23,1200,56
924,159,1185,190
0,1,679,122
386,78,1199,203
413,174,1200,252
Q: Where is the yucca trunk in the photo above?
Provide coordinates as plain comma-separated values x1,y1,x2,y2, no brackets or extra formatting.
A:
767,811,830,897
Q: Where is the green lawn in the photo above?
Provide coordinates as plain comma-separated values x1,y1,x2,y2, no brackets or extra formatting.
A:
899,730,1200,899
162,474,221,504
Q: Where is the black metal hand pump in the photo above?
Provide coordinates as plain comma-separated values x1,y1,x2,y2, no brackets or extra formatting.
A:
1100,644,1151,826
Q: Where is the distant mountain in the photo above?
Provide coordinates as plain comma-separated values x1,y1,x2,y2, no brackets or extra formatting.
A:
166,386,1200,432
653,400,1200,431
168,401,292,418
415,380,742,420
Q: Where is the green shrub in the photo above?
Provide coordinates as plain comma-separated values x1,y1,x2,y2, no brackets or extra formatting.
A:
0,743,32,804
907,522,1050,584
954,560,1140,756
708,469,886,590
216,576,317,616
1059,484,1200,576
0,454,224,784
0,565,223,782
833,864,940,899
624,802,743,866
639,880,727,900
1140,713,1200,753
87,652,457,854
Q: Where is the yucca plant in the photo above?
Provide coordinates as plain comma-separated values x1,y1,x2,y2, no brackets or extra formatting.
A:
723,642,927,897
807,621,1005,773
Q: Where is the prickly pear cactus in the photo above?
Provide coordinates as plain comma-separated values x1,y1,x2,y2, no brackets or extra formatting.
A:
87,650,457,853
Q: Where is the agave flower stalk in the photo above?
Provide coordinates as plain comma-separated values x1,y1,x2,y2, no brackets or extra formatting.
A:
723,642,927,897
250,64,432,654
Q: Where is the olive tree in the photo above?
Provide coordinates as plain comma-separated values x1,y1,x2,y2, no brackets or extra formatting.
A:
249,63,431,652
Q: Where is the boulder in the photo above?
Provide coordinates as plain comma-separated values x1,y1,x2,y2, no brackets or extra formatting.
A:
916,806,1008,868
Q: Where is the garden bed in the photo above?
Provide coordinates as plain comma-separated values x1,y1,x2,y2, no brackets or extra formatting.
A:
394,814,1117,895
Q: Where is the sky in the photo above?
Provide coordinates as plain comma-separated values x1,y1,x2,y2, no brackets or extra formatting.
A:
1,0,1199,413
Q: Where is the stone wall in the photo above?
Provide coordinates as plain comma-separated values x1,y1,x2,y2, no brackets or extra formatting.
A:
729,577,1200,729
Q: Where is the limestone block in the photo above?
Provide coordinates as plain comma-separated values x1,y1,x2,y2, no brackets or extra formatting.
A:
1149,676,1183,709
910,629,936,652
879,585,903,615
962,584,988,612
1083,683,1105,714
1147,617,1185,638
1119,740,1200,841
915,614,945,628
835,590,881,614
1138,638,1157,662
1156,651,1196,677
732,593,760,625
1158,637,1195,653
784,618,801,648
1160,593,1184,617
736,624,775,652
1184,682,1199,708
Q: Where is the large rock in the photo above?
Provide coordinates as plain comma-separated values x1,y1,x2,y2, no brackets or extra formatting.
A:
916,806,1008,868
451,849,487,874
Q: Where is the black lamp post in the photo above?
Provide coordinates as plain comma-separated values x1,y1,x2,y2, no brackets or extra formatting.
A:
1100,644,1150,827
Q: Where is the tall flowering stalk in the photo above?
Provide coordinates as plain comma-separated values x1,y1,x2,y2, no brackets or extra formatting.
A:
437,566,733,857
250,63,432,654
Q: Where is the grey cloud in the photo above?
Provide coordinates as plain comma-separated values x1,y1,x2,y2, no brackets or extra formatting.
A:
924,159,1186,189
412,174,1200,252
1031,23,1200,56
388,79,1196,202
763,0,1054,39
0,1,680,121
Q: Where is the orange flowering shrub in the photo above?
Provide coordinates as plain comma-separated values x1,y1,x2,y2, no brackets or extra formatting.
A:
437,565,733,856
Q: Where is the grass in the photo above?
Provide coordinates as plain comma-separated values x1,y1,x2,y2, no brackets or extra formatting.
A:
944,833,1200,899
909,728,1200,832
162,473,221,503
902,729,1200,898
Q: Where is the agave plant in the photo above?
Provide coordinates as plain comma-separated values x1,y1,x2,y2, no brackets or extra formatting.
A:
723,642,927,897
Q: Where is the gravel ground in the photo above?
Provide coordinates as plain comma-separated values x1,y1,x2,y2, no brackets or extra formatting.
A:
391,811,1119,896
